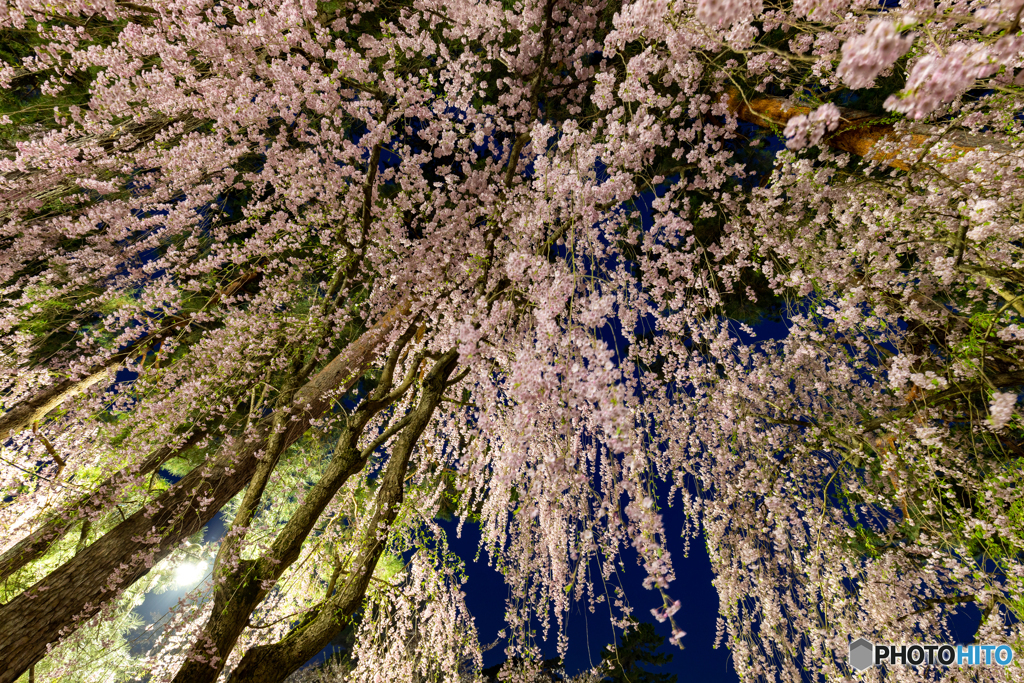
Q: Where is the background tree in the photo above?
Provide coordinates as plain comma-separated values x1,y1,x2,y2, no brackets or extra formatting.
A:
599,621,676,683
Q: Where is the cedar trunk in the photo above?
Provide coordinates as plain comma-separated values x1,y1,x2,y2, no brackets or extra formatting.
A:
0,432,207,583
0,298,412,683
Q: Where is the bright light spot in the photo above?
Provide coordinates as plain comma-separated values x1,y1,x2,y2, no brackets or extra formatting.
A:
174,561,208,586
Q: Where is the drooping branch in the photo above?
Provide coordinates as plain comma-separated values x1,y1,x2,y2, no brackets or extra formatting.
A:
0,370,112,444
0,265,263,442
0,266,266,580
859,371,1024,433
0,115,207,221
501,0,556,191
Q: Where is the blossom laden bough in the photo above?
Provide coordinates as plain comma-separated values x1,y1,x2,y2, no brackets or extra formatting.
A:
783,102,841,150
0,0,1022,682
836,19,915,91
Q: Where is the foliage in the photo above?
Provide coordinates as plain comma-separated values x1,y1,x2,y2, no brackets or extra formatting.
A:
599,621,677,683
0,0,1022,682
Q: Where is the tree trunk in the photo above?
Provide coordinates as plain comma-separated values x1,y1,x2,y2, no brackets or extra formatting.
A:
0,297,413,683
170,437,371,683
0,431,206,583
0,435,269,682
226,351,458,683
172,326,423,683
722,87,1013,170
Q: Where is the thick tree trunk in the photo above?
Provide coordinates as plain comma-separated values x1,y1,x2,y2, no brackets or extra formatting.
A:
172,326,423,683
0,434,270,681
0,431,206,583
0,297,413,683
170,438,370,683
723,88,1012,170
226,351,458,683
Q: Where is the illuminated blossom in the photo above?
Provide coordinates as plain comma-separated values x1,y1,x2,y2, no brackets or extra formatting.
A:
696,0,763,28
885,43,1000,119
989,392,1018,431
0,1,1023,683
837,19,915,90
783,102,842,149
792,0,849,20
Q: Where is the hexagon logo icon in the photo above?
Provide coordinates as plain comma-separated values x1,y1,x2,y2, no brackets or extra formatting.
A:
849,638,875,672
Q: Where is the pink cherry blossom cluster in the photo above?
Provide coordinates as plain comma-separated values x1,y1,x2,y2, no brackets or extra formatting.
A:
791,0,849,21
988,391,1019,431
783,102,842,150
696,0,763,29
885,42,1002,119
836,19,915,90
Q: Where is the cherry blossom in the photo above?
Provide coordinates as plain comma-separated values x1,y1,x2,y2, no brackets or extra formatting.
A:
0,0,1022,682
836,19,915,91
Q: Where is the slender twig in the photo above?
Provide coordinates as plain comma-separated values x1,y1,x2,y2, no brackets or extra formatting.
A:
32,422,65,477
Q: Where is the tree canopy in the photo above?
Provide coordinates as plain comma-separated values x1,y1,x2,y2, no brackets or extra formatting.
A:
1,0,1023,681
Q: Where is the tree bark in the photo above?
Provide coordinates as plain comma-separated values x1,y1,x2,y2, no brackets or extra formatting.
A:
723,87,1013,170
226,350,458,683
0,431,206,584
171,323,422,683
0,296,413,683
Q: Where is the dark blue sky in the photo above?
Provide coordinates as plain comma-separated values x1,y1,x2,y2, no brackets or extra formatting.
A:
440,514,738,681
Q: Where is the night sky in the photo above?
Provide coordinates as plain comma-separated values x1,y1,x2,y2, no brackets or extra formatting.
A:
439,515,739,682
